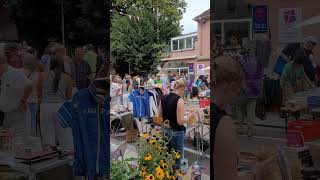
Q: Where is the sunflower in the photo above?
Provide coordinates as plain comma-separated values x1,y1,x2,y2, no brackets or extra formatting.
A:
139,167,146,177
144,154,152,161
161,163,168,169
149,138,156,145
156,168,165,179
175,152,181,159
175,170,183,177
144,174,155,180
142,133,149,139
156,166,162,172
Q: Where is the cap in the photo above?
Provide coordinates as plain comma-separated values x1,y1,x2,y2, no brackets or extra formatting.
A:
303,36,318,44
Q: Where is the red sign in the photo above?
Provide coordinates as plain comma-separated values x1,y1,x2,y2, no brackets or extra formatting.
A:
255,8,266,21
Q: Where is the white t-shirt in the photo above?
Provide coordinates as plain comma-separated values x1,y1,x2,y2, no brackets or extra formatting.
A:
147,78,155,87
0,67,31,112
110,82,120,98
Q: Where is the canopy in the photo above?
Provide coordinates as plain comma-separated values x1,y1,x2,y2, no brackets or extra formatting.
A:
294,15,320,28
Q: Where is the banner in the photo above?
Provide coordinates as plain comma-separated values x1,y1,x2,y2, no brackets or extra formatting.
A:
188,63,194,74
197,64,204,76
278,8,302,43
252,5,268,33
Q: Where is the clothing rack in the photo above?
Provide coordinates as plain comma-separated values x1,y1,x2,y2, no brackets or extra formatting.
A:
94,77,109,81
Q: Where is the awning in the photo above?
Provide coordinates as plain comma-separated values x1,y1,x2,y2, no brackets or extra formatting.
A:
294,15,320,28
161,55,197,61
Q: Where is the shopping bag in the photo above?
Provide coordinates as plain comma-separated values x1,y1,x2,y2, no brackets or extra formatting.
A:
274,56,287,75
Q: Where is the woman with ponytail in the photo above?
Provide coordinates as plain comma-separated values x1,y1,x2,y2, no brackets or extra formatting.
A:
40,56,73,150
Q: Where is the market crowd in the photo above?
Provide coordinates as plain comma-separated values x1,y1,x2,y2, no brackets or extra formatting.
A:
211,34,320,179
109,72,210,107
0,40,108,149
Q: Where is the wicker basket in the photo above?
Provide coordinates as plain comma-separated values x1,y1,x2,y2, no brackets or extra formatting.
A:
153,116,163,125
126,129,138,143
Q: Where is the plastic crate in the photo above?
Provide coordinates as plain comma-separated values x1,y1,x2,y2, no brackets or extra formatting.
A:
288,120,320,142
199,98,210,108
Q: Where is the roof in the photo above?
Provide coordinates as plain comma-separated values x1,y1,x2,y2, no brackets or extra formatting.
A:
171,32,197,40
194,9,210,22
161,55,197,61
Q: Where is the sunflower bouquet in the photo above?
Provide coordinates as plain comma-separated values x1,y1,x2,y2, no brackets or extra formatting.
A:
136,127,184,180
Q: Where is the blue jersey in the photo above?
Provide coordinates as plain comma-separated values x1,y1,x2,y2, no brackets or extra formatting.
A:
56,86,110,179
128,89,150,120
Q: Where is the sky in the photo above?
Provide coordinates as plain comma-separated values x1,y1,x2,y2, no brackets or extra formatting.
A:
180,0,210,34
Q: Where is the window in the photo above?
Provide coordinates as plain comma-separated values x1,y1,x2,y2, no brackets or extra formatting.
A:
213,19,252,46
172,40,178,51
179,39,186,50
186,37,193,49
224,21,251,47
171,35,197,51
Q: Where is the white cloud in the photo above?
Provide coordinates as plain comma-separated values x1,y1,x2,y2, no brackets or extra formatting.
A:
180,0,210,34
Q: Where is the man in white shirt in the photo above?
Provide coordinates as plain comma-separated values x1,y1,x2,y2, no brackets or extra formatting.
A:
0,43,32,137
110,75,120,107
147,74,155,88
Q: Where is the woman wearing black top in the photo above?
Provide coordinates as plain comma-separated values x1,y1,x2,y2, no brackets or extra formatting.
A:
211,56,245,180
159,79,195,170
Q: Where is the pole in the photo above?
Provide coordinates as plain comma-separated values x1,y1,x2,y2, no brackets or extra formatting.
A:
61,0,65,45
156,7,159,42
129,63,131,75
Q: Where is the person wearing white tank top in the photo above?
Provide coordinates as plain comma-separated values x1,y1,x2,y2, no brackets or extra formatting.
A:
40,57,73,150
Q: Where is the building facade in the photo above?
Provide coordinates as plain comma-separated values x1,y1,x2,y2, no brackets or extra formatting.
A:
212,0,320,65
246,0,320,58
161,9,210,77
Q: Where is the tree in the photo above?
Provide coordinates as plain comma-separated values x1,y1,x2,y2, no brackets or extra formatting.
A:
2,0,109,54
111,0,186,76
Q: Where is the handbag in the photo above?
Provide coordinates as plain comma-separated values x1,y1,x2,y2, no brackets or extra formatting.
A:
274,56,287,75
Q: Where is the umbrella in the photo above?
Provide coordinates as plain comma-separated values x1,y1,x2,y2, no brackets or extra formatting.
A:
294,15,320,28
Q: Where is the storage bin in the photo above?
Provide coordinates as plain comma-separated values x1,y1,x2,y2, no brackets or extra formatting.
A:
288,120,320,142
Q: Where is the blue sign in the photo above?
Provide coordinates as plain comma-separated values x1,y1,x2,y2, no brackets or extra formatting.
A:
188,63,194,73
252,5,268,32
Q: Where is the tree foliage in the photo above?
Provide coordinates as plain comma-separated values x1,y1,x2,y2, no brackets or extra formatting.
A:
2,0,109,54
111,0,186,76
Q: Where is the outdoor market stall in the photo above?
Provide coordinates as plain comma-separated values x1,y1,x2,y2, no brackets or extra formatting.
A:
109,80,211,179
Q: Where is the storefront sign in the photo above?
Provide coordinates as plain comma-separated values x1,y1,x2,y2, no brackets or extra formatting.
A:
278,8,302,43
188,63,194,74
252,5,268,32
197,64,204,76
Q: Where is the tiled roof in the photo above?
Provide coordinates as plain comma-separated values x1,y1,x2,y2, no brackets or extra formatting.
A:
194,9,210,21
